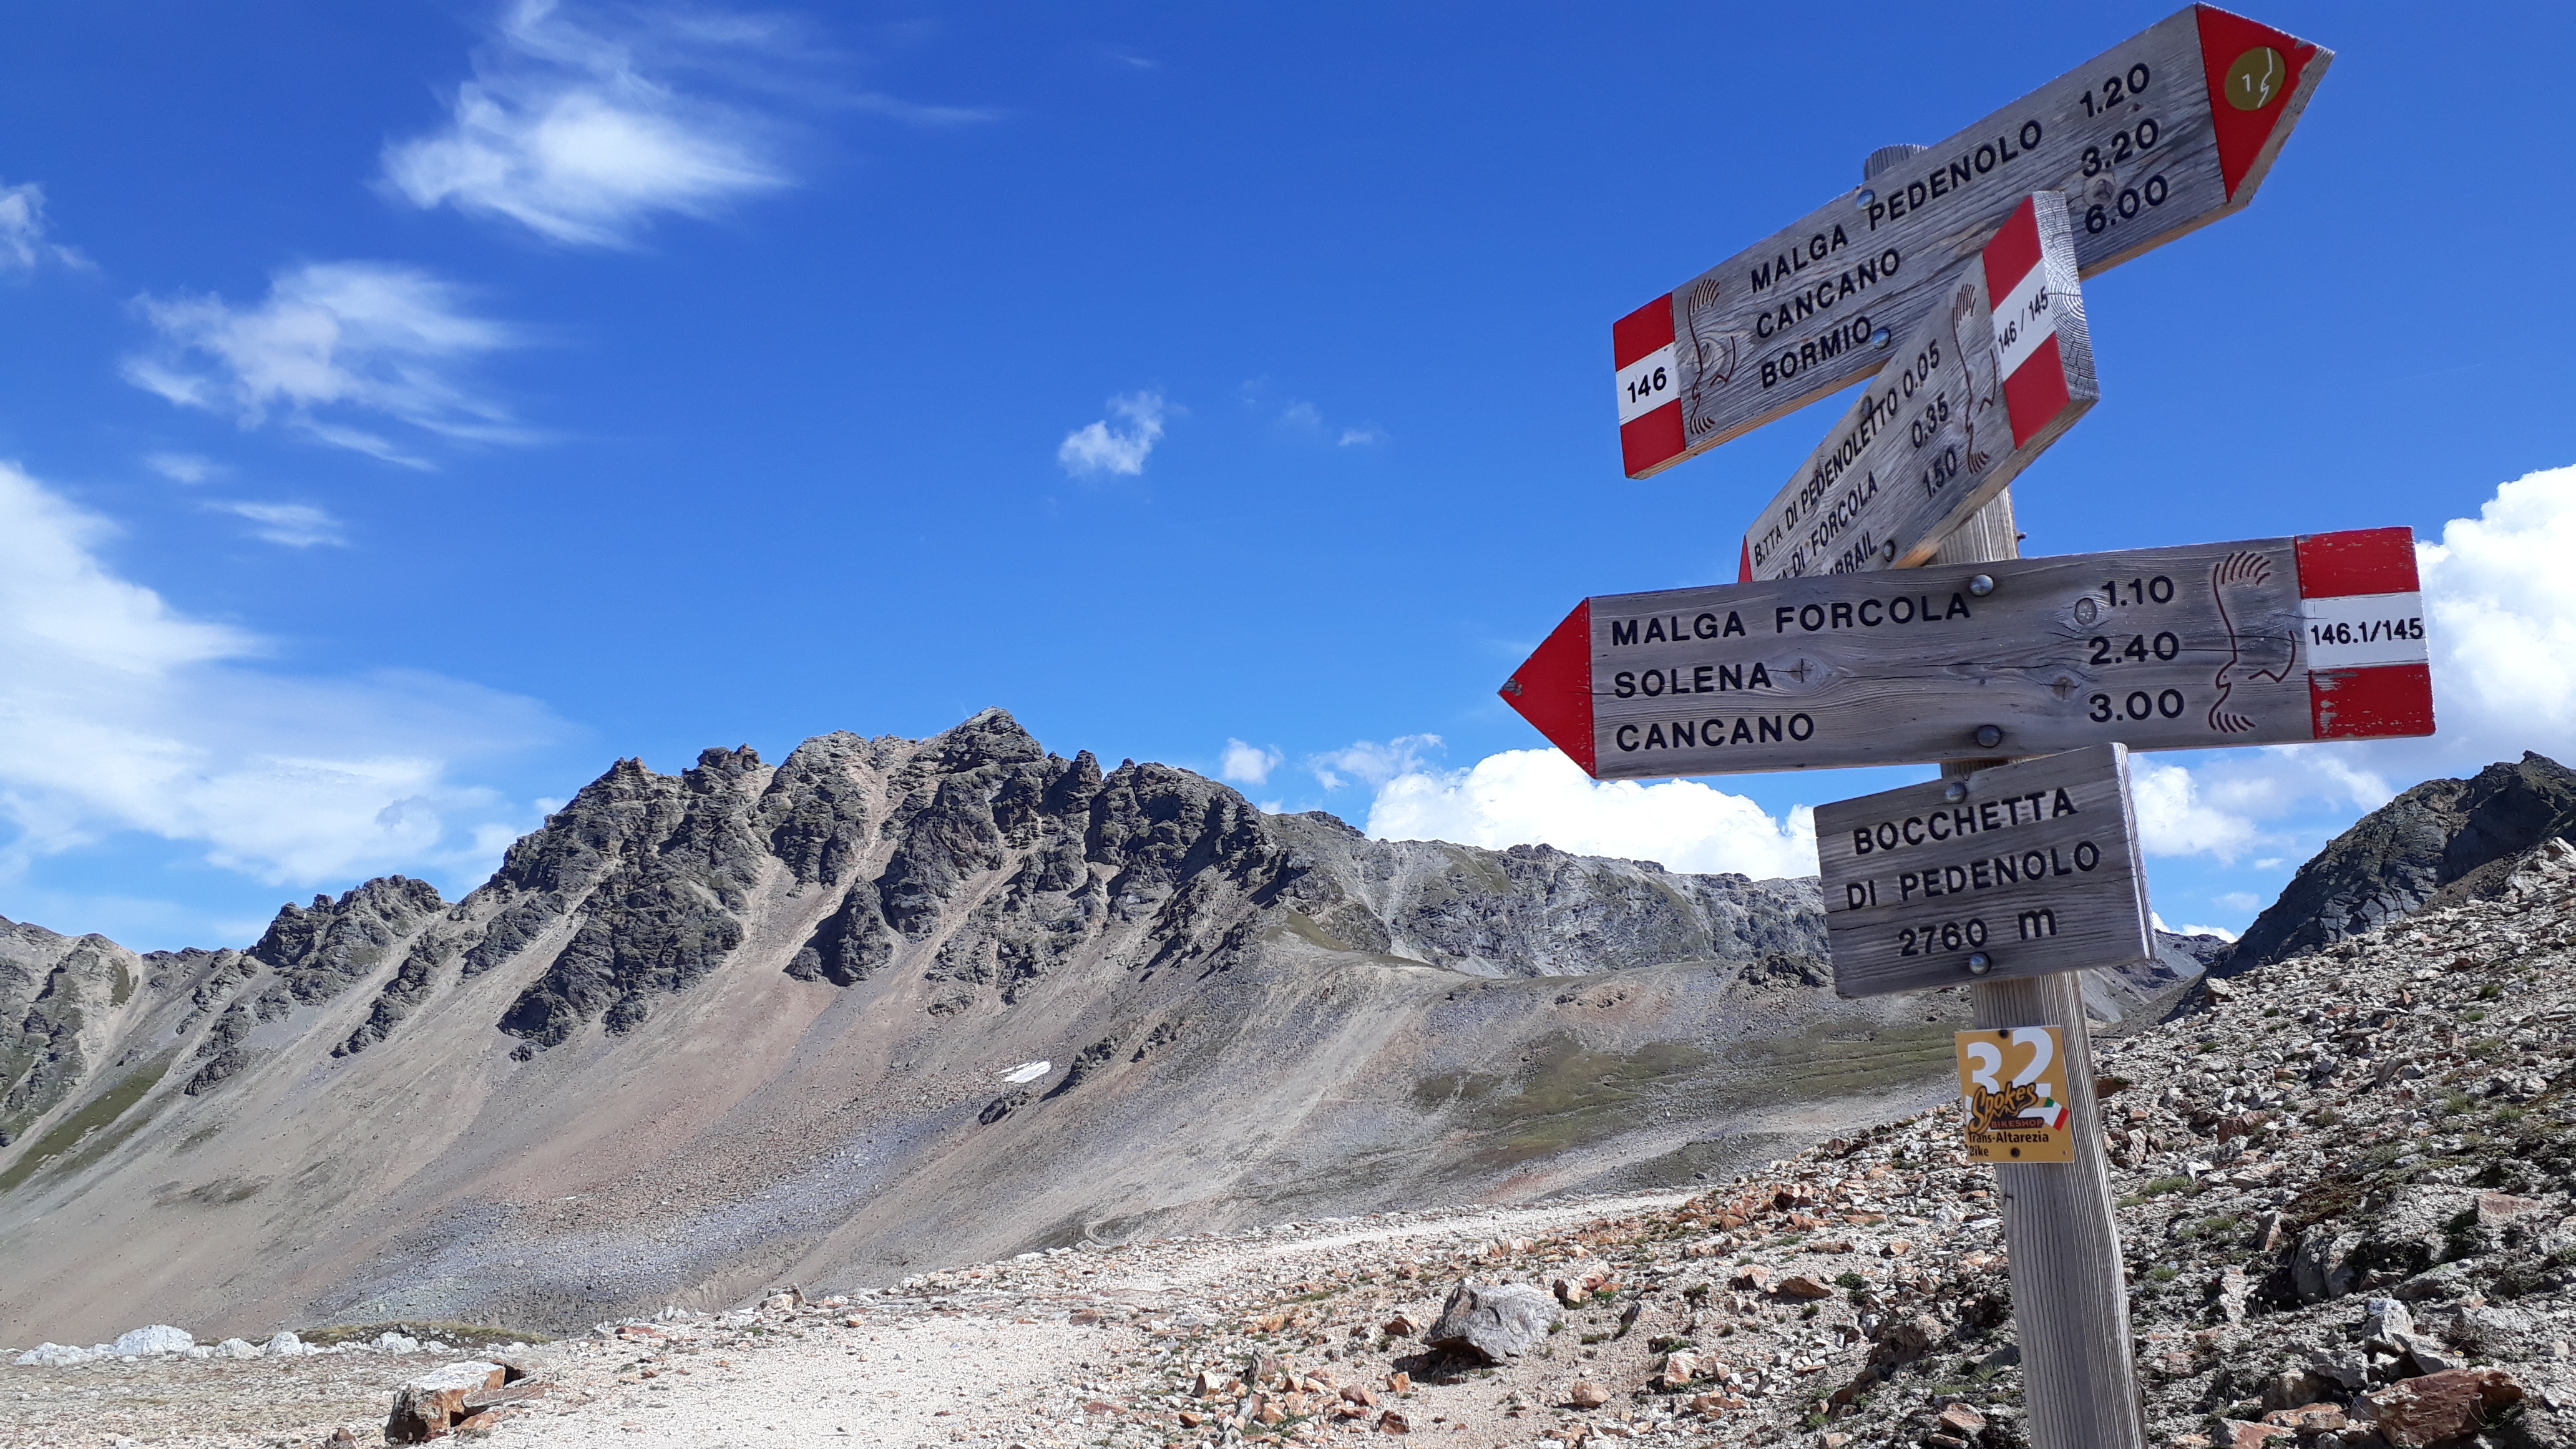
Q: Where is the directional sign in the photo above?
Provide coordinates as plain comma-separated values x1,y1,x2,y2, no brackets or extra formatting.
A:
1496,527,2432,778
1740,193,2095,582
1612,4,2329,479
1815,744,2150,998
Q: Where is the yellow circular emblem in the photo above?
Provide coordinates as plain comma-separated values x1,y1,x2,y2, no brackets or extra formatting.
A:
2223,46,2286,112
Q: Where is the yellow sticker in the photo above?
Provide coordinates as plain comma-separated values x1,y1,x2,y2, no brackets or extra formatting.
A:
1954,1026,2077,1164
2223,46,2287,112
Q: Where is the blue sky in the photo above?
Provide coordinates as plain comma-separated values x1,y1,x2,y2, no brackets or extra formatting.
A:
0,1,2570,950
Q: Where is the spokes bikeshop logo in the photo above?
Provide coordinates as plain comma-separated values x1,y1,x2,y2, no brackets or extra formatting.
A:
1955,1025,2076,1163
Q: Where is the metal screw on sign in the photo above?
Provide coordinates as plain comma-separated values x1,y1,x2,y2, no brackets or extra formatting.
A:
1943,781,1968,803
1973,725,2004,749
1870,328,1891,349
1965,952,1994,976
1968,574,1996,597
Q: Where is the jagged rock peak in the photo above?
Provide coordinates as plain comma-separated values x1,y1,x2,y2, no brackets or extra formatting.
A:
2225,751,2576,973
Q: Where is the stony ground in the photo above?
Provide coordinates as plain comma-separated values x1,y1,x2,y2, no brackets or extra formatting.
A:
12,839,2576,1449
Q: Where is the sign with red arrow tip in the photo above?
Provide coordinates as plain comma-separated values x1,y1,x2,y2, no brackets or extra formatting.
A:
1498,528,2432,779
1613,4,2328,479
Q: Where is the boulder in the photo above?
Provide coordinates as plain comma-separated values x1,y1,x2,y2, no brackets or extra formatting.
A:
263,1331,310,1357
109,1325,193,1355
12,1343,95,1367
1773,1275,1836,1300
2291,1225,2360,1304
385,1361,508,1443
1564,1381,1608,1408
1657,1350,1700,1390
2364,1367,2524,1449
214,1337,261,1359
1423,1282,1555,1364
1938,1403,1987,1435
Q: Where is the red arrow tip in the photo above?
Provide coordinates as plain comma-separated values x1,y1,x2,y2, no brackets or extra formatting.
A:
1500,599,1596,776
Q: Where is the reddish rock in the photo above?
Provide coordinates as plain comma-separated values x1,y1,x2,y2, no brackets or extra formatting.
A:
1375,1410,1410,1434
386,1362,508,1443
1774,1275,1836,1300
1937,1403,1986,1435
2476,1191,2547,1227
2366,1367,2525,1448
1657,1351,1702,1390
2215,1420,2290,1448
1382,1314,1418,1337
1565,1381,1609,1408
1729,1266,1773,1292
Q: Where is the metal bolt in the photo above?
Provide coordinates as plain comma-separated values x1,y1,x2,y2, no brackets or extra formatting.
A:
1968,574,1995,597
1966,952,1993,976
1943,782,1967,803
1855,188,1877,208
1870,327,1891,349
1974,724,2004,749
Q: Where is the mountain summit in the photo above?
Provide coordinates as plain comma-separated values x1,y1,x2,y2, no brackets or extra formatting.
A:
1,710,1987,1345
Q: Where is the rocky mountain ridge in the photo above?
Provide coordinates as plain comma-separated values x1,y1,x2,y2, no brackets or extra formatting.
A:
7,710,2126,1346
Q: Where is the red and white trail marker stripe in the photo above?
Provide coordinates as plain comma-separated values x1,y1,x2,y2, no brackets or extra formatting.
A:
1612,300,1684,479
1982,196,2079,451
1736,192,2095,584
2295,526,2433,739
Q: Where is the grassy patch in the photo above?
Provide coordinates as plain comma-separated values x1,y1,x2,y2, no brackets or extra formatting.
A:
2139,1175,2192,1198
0,1058,173,1197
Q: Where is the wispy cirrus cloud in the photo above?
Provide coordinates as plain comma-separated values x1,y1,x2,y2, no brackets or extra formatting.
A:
0,180,89,273
381,0,814,247
124,261,529,467
1058,391,1168,477
210,500,348,548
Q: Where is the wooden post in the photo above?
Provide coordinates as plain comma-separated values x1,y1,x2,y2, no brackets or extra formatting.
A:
1934,488,2146,1449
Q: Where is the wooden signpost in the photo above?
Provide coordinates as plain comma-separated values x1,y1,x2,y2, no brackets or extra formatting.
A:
1510,11,2372,1449
1813,744,2150,997
1739,193,2095,582
1497,526,2432,779
1612,4,2329,478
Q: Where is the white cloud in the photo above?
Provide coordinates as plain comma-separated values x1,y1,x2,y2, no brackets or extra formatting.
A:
0,180,86,271
125,261,527,466
2215,891,2262,914
381,0,795,247
210,500,347,548
144,451,225,484
1218,738,1282,788
2117,463,2576,868
1364,746,1818,881
2152,912,2239,942
2130,757,2262,861
1057,391,1166,477
1338,427,1387,447
0,460,559,888
1310,734,1442,791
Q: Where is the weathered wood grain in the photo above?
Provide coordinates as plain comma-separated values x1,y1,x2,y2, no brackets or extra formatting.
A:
1976,971,2147,1449
1581,532,2406,778
1625,6,2328,476
1741,194,2095,581
1941,490,2145,1449
1815,744,2150,998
